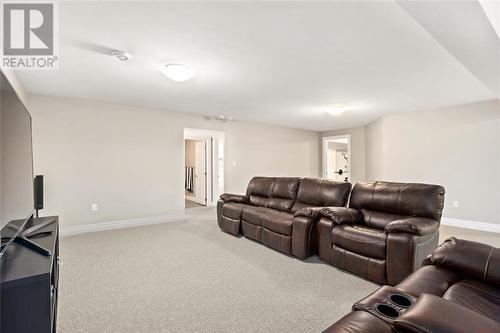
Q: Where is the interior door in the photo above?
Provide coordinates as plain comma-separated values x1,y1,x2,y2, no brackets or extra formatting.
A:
324,137,350,182
194,141,207,205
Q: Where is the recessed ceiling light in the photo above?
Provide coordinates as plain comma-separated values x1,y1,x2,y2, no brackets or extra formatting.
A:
327,105,348,116
161,64,195,82
111,50,130,61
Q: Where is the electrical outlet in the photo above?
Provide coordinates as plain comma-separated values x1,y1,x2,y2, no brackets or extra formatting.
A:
452,200,459,208
91,203,98,212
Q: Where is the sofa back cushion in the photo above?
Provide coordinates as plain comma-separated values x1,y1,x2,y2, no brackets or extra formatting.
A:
291,178,351,213
246,177,300,212
349,181,445,229
267,177,300,211
247,177,275,197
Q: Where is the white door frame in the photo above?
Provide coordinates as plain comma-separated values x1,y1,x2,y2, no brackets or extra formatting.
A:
322,134,351,182
193,140,209,205
184,128,225,207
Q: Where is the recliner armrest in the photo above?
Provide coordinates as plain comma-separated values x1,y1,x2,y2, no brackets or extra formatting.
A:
294,207,323,218
385,217,439,236
319,207,363,225
430,237,500,286
220,193,249,203
394,294,500,333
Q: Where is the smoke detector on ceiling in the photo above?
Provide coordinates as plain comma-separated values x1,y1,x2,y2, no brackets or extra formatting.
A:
215,115,234,122
111,50,131,61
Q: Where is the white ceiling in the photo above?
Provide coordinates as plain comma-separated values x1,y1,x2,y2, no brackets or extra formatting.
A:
16,1,498,132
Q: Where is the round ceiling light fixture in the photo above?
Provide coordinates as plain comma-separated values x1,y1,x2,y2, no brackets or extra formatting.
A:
111,50,131,61
327,105,348,116
161,64,195,82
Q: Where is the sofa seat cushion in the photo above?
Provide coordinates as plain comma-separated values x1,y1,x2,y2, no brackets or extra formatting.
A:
242,206,269,226
262,210,294,236
219,215,241,235
262,228,292,254
222,202,247,220
443,280,500,322
332,245,387,284
332,225,387,260
241,220,262,241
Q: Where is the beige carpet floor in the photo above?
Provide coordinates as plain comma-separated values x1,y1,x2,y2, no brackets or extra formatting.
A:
58,207,500,332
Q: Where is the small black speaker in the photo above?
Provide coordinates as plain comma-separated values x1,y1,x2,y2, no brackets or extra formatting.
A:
34,175,44,210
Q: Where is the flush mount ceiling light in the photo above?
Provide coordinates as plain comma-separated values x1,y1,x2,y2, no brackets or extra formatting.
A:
327,105,348,116
161,64,195,82
111,50,130,61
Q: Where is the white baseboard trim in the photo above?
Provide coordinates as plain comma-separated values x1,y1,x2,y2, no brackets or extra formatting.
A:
441,217,500,234
60,213,186,237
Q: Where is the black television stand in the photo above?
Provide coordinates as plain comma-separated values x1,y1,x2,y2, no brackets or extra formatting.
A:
1,218,56,256
1,216,60,333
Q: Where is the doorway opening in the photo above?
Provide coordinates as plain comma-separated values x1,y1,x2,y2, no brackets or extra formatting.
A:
322,135,351,182
184,129,225,209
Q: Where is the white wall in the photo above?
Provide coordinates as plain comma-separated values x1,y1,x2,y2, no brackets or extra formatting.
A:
365,119,384,180
28,94,320,227
365,99,500,224
321,126,366,184
0,69,28,107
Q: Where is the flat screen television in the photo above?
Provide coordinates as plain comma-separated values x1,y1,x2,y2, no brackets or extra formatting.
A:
0,71,35,256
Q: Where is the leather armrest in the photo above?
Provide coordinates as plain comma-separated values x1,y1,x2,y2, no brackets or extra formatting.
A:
219,193,249,203
292,215,318,259
430,237,500,286
385,217,439,236
421,254,433,266
294,207,323,218
394,294,500,333
319,207,363,225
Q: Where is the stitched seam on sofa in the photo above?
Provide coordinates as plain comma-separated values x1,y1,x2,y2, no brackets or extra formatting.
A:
338,233,385,246
454,281,500,303
396,320,434,333
484,248,495,281
397,183,409,216
368,257,372,280
305,220,313,255
342,247,346,268
371,181,377,211
348,209,355,224
330,244,335,264
409,235,415,273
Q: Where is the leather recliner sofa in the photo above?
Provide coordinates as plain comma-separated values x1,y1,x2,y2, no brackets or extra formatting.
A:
323,237,500,333
217,177,351,259
315,181,445,285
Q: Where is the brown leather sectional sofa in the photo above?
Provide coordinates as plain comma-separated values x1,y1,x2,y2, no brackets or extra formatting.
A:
314,181,445,285
323,237,500,333
217,177,351,259
219,178,445,285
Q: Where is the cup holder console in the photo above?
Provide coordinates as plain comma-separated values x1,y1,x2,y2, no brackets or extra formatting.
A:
353,286,418,324
374,303,400,318
389,293,413,308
